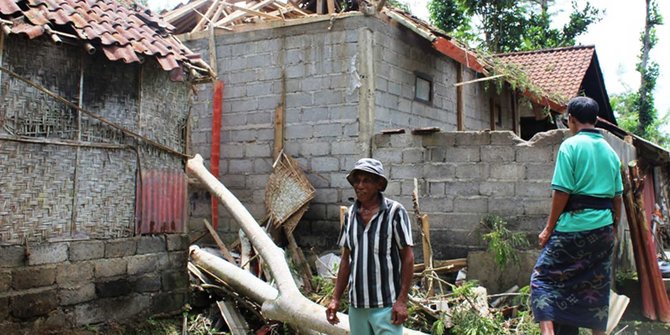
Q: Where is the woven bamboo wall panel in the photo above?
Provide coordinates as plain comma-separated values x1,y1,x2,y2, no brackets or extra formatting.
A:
2,37,80,139
139,59,190,152
0,142,75,244
0,36,191,245
74,148,136,239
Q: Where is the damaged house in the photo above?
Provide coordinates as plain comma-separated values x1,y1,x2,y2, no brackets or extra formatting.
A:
167,0,632,260
0,0,213,332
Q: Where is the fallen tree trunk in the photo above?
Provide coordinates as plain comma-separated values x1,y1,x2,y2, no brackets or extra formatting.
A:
187,154,428,335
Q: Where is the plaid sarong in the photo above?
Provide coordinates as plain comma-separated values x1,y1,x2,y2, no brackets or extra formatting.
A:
530,225,614,331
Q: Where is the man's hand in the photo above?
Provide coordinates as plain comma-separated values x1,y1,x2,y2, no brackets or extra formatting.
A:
391,300,408,325
326,299,340,325
538,227,552,248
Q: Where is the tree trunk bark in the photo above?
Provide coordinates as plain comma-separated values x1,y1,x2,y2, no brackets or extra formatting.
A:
187,154,428,335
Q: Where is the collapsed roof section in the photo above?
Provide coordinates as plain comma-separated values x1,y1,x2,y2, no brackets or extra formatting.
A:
0,0,214,81
162,1,596,116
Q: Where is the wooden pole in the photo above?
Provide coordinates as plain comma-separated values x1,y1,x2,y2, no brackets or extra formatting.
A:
203,219,236,264
456,64,464,131
621,163,656,320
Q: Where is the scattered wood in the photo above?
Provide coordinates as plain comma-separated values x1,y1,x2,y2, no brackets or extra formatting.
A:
413,177,436,297
413,258,467,274
217,300,251,335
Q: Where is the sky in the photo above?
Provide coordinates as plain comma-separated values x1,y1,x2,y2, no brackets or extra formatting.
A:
149,0,670,123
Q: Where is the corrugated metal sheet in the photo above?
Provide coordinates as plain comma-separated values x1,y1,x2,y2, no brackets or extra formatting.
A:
135,169,187,234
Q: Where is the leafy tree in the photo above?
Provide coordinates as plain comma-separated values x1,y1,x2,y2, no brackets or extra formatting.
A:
427,0,601,53
610,0,668,148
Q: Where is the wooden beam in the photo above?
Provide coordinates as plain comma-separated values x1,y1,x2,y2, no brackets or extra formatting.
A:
489,97,496,130
316,0,324,14
203,219,236,264
456,64,464,131
327,0,335,14
433,36,486,74
193,0,221,32
228,2,283,21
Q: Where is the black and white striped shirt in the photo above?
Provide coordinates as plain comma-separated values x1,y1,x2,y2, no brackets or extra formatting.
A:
337,194,414,308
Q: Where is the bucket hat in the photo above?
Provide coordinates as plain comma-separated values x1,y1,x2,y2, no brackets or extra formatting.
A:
346,158,388,191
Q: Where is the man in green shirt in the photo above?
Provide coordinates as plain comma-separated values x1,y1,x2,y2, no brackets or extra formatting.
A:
531,96,623,335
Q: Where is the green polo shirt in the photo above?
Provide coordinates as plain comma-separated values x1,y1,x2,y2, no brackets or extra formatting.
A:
551,129,623,232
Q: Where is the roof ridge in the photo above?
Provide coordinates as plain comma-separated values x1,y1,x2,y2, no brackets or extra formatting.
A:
495,44,595,57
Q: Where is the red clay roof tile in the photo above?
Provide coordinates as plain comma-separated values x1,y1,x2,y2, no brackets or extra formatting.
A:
497,46,595,103
0,0,212,78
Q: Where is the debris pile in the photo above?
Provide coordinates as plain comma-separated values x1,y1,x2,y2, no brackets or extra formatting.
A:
182,154,559,334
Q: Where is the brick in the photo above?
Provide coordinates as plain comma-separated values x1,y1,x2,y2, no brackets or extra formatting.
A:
525,163,555,181
59,282,95,305
137,235,166,254
0,246,25,268
313,124,344,138
444,181,480,196
161,270,189,291
133,274,161,293
455,163,488,179
74,295,151,325
445,147,480,162
0,271,10,293
402,148,424,163
418,196,454,213
95,278,132,298
523,199,552,215
27,243,68,265
490,131,524,145
388,164,421,179
489,162,525,180
56,262,94,286
95,258,128,279
228,159,254,174
421,132,457,146
11,289,58,319
455,132,491,146
301,141,331,156
430,213,482,231
13,266,56,289
151,290,188,315
516,146,554,162
515,181,552,197
127,254,160,276
454,196,488,213
373,148,403,165
488,197,524,216
311,156,340,172
166,234,189,251
480,146,515,162
479,181,515,197
69,240,105,262
105,239,137,258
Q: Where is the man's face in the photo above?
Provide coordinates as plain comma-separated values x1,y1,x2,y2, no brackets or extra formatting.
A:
351,171,383,203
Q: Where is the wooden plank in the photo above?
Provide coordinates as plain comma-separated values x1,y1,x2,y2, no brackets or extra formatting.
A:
203,219,236,264
284,227,313,293
316,0,324,14
193,0,221,32
215,0,275,26
228,3,283,20
327,0,335,14
339,206,347,230
163,0,209,22
216,300,251,335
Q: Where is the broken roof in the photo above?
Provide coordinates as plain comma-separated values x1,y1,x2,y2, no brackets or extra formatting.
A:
0,0,214,81
496,45,615,123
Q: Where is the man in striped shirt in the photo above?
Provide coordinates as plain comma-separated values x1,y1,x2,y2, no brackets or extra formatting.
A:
326,158,415,335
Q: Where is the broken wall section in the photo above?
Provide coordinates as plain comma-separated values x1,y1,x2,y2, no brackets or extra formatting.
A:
372,129,636,261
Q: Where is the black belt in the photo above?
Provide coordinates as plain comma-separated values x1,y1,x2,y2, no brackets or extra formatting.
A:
563,194,613,213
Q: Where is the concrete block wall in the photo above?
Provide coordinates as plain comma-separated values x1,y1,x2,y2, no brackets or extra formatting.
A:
371,129,636,260
183,14,520,250
0,235,190,333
